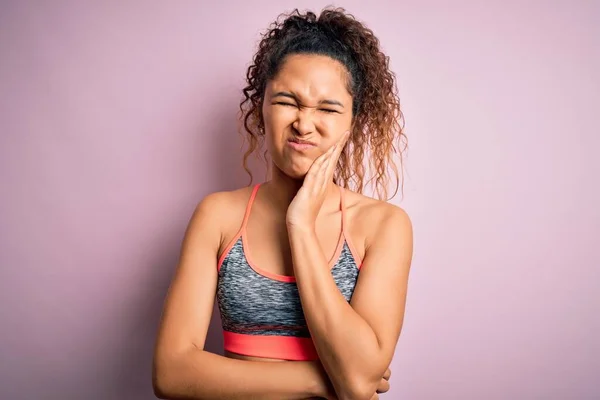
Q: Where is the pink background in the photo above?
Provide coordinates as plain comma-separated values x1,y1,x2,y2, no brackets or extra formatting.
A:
1,1,598,399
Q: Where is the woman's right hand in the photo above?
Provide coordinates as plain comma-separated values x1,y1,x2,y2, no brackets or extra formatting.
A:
368,366,392,399
322,367,392,400
376,366,392,394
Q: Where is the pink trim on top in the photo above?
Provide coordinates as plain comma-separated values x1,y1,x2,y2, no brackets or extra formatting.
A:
242,185,346,283
340,187,364,268
243,229,345,283
217,184,261,272
218,184,363,275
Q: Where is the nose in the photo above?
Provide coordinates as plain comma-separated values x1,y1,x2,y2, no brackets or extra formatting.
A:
292,108,316,136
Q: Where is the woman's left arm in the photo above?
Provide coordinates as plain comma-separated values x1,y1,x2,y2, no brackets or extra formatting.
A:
289,205,413,400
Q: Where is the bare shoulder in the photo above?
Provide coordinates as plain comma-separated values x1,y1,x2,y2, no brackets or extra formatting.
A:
189,186,254,252
194,186,253,218
343,189,412,252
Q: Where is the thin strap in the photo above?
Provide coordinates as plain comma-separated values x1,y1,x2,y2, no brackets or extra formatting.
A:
339,186,363,267
216,184,260,271
241,184,261,229
339,185,347,234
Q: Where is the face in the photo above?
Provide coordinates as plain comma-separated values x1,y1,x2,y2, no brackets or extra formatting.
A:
262,54,354,179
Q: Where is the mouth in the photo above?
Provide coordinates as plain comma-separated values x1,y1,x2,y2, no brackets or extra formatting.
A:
287,138,317,151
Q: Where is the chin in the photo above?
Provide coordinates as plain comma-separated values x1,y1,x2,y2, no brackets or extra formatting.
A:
286,170,308,180
274,161,310,180
283,165,309,180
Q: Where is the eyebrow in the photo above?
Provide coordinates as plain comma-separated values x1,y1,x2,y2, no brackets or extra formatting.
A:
272,91,345,108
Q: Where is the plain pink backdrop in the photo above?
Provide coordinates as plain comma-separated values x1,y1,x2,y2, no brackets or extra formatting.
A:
1,1,598,399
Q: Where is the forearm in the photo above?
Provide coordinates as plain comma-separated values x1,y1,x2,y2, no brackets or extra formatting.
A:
289,228,384,399
153,348,329,400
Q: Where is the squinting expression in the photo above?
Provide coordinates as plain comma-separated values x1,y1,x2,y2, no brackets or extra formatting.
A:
262,54,354,179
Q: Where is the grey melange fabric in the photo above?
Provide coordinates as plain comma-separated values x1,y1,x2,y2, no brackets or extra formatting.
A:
216,184,361,338
217,237,360,337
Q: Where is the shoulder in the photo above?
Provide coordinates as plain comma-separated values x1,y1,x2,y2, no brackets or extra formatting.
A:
194,186,253,216
187,186,255,240
343,189,412,251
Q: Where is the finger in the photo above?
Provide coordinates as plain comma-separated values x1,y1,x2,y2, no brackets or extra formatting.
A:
320,130,348,163
318,143,338,167
324,131,349,179
313,141,337,180
313,153,332,193
330,131,349,164
376,377,390,394
314,147,332,168
383,367,391,380
325,131,347,159
316,144,336,175
324,139,339,159
339,129,351,147
305,147,331,182
313,136,345,190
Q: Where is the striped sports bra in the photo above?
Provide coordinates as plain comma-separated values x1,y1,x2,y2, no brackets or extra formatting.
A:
216,183,362,361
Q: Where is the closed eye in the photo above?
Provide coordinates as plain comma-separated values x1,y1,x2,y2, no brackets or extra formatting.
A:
274,102,340,114
274,102,296,107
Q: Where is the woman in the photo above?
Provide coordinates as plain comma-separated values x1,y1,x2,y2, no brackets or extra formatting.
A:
153,7,413,400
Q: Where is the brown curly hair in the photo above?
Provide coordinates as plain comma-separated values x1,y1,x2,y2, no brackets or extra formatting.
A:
239,7,406,200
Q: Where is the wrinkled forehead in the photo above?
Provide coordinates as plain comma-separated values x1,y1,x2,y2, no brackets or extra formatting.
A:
266,54,352,102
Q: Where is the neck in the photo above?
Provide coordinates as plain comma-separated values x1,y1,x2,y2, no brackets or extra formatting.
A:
262,163,340,213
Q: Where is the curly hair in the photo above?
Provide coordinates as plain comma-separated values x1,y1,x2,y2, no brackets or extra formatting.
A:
239,7,407,200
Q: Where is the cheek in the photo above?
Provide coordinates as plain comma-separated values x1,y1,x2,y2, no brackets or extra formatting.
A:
272,108,296,128
264,106,291,131
320,118,340,133
318,115,351,139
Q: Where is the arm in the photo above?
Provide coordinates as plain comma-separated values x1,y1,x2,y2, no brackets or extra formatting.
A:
289,205,413,400
155,351,329,400
152,192,333,400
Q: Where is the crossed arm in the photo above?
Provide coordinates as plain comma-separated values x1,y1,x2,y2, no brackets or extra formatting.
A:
285,133,414,399
152,191,412,400
289,204,413,400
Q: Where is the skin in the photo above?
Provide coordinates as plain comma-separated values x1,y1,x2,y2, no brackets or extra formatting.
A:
152,54,412,400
